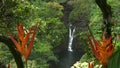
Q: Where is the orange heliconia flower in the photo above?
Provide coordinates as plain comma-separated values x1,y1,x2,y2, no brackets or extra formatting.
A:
8,63,10,68
88,62,94,68
9,23,37,61
87,34,114,66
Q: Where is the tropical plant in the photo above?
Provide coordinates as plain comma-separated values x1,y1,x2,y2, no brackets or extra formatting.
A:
87,33,115,67
9,23,37,62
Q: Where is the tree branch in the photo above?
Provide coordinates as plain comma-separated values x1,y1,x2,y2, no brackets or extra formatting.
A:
0,36,24,68
95,0,112,38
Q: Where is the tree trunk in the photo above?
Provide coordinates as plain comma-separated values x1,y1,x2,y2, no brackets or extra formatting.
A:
0,36,24,68
95,0,112,68
95,0,112,38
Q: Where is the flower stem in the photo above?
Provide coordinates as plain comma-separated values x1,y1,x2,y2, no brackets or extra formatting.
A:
25,60,28,68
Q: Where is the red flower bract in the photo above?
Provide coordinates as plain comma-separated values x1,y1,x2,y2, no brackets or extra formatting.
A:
9,23,37,62
87,34,114,66
88,62,94,68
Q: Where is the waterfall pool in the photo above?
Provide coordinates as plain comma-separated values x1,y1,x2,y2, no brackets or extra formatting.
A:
50,49,84,68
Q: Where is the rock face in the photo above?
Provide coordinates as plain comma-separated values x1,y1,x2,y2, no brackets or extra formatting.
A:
60,1,73,27
51,1,87,68
57,0,87,53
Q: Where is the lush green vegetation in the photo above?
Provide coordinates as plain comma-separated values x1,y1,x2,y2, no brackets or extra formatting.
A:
0,0,66,68
0,0,120,68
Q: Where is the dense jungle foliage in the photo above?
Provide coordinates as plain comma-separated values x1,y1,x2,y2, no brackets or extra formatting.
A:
0,0,120,68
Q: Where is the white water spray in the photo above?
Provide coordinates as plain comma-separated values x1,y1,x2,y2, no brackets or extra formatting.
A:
68,24,75,52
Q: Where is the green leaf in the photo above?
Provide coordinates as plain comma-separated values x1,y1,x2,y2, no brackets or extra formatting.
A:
108,50,120,68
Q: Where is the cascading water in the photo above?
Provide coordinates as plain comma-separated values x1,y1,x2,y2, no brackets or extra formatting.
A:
68,24,75,52
51,24,84,68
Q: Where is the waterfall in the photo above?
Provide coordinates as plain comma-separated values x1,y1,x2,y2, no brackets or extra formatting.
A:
68,24,75,52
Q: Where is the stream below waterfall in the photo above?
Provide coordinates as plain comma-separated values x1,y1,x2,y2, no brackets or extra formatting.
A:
50,49,84,68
